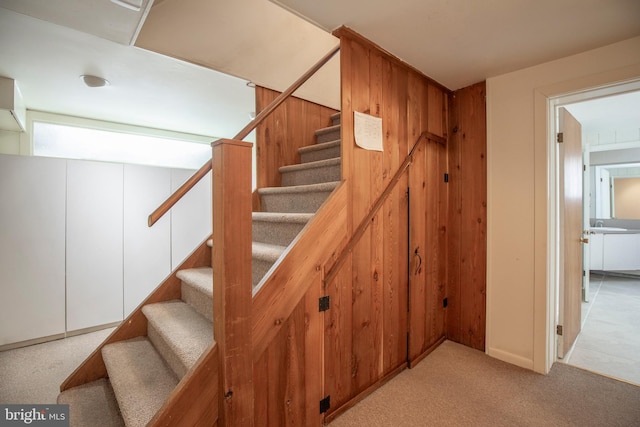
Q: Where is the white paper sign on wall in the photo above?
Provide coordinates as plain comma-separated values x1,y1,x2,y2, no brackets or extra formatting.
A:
354,111,383,151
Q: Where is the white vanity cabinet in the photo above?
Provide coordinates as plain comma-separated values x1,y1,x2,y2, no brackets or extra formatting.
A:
589,233,604,270
602,233,640,270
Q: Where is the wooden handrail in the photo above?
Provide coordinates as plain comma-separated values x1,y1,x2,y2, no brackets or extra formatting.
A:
323,131,435,286
148,44,341,227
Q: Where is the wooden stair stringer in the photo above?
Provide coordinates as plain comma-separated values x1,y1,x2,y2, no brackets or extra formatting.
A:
251,181,348,361
148,343,219,427
60,236,213,392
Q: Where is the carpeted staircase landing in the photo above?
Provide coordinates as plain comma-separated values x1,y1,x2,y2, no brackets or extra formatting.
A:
57,112,342,426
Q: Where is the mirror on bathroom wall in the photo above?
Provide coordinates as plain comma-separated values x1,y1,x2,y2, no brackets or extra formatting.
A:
593,164,640,220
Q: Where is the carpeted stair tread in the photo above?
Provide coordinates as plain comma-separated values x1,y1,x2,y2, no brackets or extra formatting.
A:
299,139,341,163
279,157,341,173
142,300,213,379
253,241,286,263
102,337,178,427
57,378,125,427
280,157,341,186
252,212,314,223
252,242,287,288
330,112,341,125
177,267,213,322
258,181,339,213
252,212,313,246
315,124,340,137
258,182,340,195
315,124,341,144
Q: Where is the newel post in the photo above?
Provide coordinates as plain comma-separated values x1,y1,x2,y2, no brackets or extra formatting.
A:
212,139,253,426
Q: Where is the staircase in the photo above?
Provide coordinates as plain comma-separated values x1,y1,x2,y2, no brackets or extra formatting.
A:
58,113,342,427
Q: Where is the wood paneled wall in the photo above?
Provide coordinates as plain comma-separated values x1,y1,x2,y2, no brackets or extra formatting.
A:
250,28,487,425
446,82,487,351
255,87,338,189
324,27,450,418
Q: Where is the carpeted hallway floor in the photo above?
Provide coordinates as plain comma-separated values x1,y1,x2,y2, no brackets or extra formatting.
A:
328,340,640,426
0,328,114,404
2,331,639,426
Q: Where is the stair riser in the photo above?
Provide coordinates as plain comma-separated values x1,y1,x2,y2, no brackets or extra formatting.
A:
253,258,276,288
147,323,188,380
253,220,307,247
260,190,333,213
181,282,212,322
300,144,341,163
281,164,341,187
316,128,340,144
331,115,341,126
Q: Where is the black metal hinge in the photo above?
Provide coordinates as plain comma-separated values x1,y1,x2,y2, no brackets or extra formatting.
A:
444,173,449,183
443,297,448,308
320,395,331,414
319,296,330,312
556,325,563,336
557,132,564,143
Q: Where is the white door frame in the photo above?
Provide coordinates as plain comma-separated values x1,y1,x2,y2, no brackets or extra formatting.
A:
533,75,640,374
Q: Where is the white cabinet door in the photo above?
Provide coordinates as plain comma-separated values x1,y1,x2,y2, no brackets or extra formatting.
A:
123,165,171,316
66,160,124,331
0,155,66,346
635,234,640,270
589,233,604,270
170,169,212,269
603,234,640,271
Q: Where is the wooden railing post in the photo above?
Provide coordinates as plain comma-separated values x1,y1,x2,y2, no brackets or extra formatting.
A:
212,139,253,426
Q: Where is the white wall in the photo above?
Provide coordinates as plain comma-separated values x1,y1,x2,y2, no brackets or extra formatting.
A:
0,130,20,154
486,36,640,373
0,154,211,347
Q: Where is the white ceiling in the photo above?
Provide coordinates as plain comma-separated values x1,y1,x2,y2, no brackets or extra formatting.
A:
134,0,340,111
272,0,640,90
0,2,256,138
565,91,640,135
0,0,639,140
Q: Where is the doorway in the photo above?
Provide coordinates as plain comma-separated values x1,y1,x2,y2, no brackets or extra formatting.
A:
553,87,640,385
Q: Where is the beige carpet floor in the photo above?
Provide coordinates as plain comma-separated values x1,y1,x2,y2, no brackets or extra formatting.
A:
3,331,639,426
0,328,114,404
328,340,640,427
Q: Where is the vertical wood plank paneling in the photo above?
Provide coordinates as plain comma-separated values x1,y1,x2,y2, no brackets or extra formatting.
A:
428,84,445,138
349,37,375,395
324,28,484,420
407,73,427,362
304,280,324,427
446,91,463,344
324,259,354,411
382,60,409,373
407,79,450,364
255,87,338,190
436,138,448,340
368,52,385,379
459,82,487,350
447,82,487,351
253,352,268,424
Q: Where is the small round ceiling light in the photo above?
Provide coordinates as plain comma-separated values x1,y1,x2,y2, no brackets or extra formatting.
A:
80,75,110,88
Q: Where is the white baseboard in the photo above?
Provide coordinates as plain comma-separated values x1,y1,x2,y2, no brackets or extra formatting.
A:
487,346,534,371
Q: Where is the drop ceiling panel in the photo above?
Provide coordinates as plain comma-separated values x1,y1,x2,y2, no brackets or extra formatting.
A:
0,0,151,45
